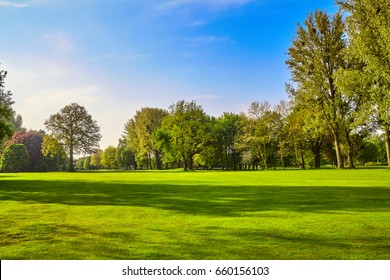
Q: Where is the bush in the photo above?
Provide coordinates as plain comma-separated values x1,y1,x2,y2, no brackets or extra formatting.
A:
0,144,30,172
364,162,386,167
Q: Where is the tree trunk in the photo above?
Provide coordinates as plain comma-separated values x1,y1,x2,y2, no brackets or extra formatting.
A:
311,140,322,169
334,134,344,169
183,158,188,171
68,145,75,172
385,127,390,168
345,130,355,169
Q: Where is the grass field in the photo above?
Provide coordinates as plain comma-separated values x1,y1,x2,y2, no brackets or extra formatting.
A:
0,169,389,260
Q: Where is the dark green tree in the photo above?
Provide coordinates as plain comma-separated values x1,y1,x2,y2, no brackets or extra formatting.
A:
0,144,30,172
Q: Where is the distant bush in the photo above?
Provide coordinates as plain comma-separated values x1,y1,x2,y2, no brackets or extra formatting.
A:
364,162,386,167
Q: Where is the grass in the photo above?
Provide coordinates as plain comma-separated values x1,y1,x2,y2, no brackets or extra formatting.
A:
0,169,389,260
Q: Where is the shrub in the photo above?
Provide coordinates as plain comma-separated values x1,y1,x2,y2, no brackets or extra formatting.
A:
0,144,30,172
364,162,386,167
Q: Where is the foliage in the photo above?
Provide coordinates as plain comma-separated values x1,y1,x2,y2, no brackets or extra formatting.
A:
155,100,209,171
286,10,348,168
116,137,136,170
44,103,101,171
0,69,14,142
5,130,45,171
124,108,167,169
0,144,30,172
90,149,103,169
101,145,118,169
41,135,67,171
338,0,390,167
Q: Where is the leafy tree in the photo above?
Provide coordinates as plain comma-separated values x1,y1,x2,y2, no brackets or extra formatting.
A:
338,0,390,167
41,135,67,171
83,156,91,170
124,108,167,169
44,103,101,171
116,137,136,170
215,113,243,170
101,146,118,169
156,100,209,171
0,68,14,143
90,149,103,169
286,10,348,168
0,144,30,172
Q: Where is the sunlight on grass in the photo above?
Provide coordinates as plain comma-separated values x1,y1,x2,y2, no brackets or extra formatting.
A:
0,169,389,259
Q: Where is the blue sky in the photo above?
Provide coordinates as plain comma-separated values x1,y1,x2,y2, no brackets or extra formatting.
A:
0,0,337,149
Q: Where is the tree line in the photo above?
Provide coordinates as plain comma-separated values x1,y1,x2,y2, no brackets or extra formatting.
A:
1,0,389,171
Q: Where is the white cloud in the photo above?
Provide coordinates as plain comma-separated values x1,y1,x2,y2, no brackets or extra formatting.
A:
0,1,29,8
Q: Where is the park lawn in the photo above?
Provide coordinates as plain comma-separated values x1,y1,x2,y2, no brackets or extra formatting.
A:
0,169,389,260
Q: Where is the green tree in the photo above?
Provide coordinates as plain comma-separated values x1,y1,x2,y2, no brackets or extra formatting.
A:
41,135,67,171
116,137,136,170
44,103,101,171
156,100,209,171
124,108,167,169
0,69,14,143
0,144,30,172
101,146,118,169
215,113,243,170
338,0,390,167
90,149,103,169
286,10,348,168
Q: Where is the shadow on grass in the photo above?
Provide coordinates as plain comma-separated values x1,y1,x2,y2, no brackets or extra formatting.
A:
1,179,390,217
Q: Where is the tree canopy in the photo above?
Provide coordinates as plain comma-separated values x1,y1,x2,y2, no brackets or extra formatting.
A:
44,103,101,171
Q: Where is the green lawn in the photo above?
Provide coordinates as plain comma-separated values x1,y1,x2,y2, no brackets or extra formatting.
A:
0,169,389,260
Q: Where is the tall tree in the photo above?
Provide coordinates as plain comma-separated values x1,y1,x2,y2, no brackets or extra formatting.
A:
338,0,390,167
286,10,348,168
44,103,101,171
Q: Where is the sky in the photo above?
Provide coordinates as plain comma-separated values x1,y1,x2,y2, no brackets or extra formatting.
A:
0,0,338,149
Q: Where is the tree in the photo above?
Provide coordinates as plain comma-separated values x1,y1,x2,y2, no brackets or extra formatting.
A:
90,149,103,169
41,135,67,171
0,144,30,172
116,137,136,170
44,103,101,171
215,113,243,170
338,0,390,167
156,100,209,171
124,108,168,169
83,156,91,170
286,10,348,168
0,68,14,143
101,145,118,169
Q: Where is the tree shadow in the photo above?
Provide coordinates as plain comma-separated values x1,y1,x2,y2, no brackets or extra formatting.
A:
1,179,390,216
